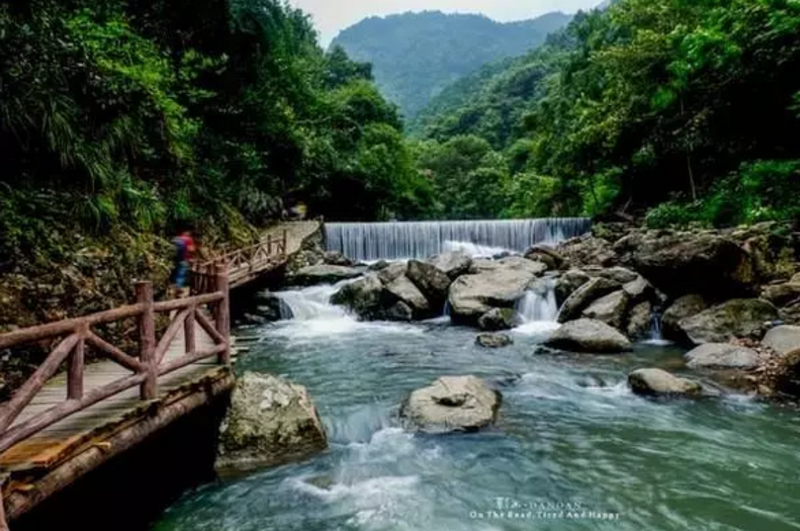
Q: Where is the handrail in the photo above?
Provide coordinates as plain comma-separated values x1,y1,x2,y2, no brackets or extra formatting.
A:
0,269,231,457
192,229,288,288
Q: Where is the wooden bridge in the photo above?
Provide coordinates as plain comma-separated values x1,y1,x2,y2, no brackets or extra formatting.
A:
0,222,320,528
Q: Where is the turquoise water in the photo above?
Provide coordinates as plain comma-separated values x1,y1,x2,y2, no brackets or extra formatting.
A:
154,284,800,531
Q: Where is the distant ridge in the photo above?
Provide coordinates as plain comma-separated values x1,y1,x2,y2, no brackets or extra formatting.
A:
331,11,572,118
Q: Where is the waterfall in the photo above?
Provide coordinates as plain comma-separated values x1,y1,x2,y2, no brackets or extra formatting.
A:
517,280,559,323
325,218,591,261
275,284,347,321
514,277,561,336
644,307,671,345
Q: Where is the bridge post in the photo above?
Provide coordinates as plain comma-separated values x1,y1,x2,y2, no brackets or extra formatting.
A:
213,266,230,365
136,281,158,399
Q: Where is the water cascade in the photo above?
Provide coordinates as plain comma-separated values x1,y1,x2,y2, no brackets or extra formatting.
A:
514,277,561,337
325,218,591,261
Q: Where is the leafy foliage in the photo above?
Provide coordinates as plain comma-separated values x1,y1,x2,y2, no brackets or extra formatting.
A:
415,0,800,225
332,11,572,119
0,0,430,265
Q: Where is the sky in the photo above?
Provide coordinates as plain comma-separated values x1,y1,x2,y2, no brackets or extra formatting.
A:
289,0,601,47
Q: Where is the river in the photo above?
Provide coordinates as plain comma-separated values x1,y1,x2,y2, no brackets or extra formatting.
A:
154,280,800,531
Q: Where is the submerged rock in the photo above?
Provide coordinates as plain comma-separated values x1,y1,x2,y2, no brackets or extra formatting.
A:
289,264,363,286
545,319,632,353
476,333,514,348
628,368,702,397
478,308,517,331
678,299,779,345
216,372,328,473
762,325,800,356
401,376,501,433
684,343,761,370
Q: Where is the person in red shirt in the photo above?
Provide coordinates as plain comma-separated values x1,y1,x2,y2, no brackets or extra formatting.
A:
170,229,196,298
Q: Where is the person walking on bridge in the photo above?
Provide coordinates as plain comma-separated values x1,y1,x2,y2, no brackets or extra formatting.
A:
170,228,195,298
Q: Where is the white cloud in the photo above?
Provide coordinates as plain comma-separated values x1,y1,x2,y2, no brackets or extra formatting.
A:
289,0,600,47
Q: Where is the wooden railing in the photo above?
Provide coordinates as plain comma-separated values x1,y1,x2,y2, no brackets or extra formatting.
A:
0,270,230,457
192,230,288,289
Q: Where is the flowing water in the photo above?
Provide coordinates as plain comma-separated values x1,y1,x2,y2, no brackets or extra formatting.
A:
155,281,800,531
325,219,591,261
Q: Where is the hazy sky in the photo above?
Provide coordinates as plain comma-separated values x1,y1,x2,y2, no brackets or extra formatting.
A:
289,0,600,47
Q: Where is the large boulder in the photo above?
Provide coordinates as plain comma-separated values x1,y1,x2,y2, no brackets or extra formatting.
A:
581,290,629,329
623,276,655,304
429,251,473,279
555,269,591,307
400,376,501,433
385,275,431,317
628,368,702,397
289,264,363,286
478,308,517,331
322,251,355,267
448,258,545,325
662,294,709,340
627,301,653,339
407,260,452,308
476,333,514,348
545,319,632,353
330,275,384,319
684,343,761,370
557,277,620,323
216,372,328,472
524,245,564,271
378,261,408,284
597,267,639,285
761,281,800,307
762,325,800,356
557,236,619,268
678,299,779,345
632,233,756,298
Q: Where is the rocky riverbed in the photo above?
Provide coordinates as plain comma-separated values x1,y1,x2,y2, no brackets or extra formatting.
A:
250,221,800,402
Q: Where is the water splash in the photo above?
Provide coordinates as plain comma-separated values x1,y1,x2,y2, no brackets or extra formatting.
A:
514,277,561,337
325,218,591,261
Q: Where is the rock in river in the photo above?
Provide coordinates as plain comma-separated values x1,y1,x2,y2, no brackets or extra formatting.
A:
401,376,501,433
406,259,452,308
289,264,363,286
330,275,384,319
478,308,517,331
545,319,632,353
476,333,514,348
216,372,328,473
684,343,761,370
628,368,702,397
677,299,779,345
581,290,629,329
429,251,473,279
557,277,620,323
448,257,545,325
761,325,800,356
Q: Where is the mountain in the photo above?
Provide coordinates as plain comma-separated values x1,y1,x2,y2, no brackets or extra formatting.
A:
331,11,572,119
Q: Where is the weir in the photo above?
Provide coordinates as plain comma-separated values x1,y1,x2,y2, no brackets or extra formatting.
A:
324,218,591,261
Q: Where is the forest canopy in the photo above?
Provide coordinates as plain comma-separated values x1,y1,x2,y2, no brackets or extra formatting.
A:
0,0,432,263
413,0,800,226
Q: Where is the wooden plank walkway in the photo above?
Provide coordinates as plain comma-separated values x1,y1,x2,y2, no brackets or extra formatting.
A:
0,321,229,474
